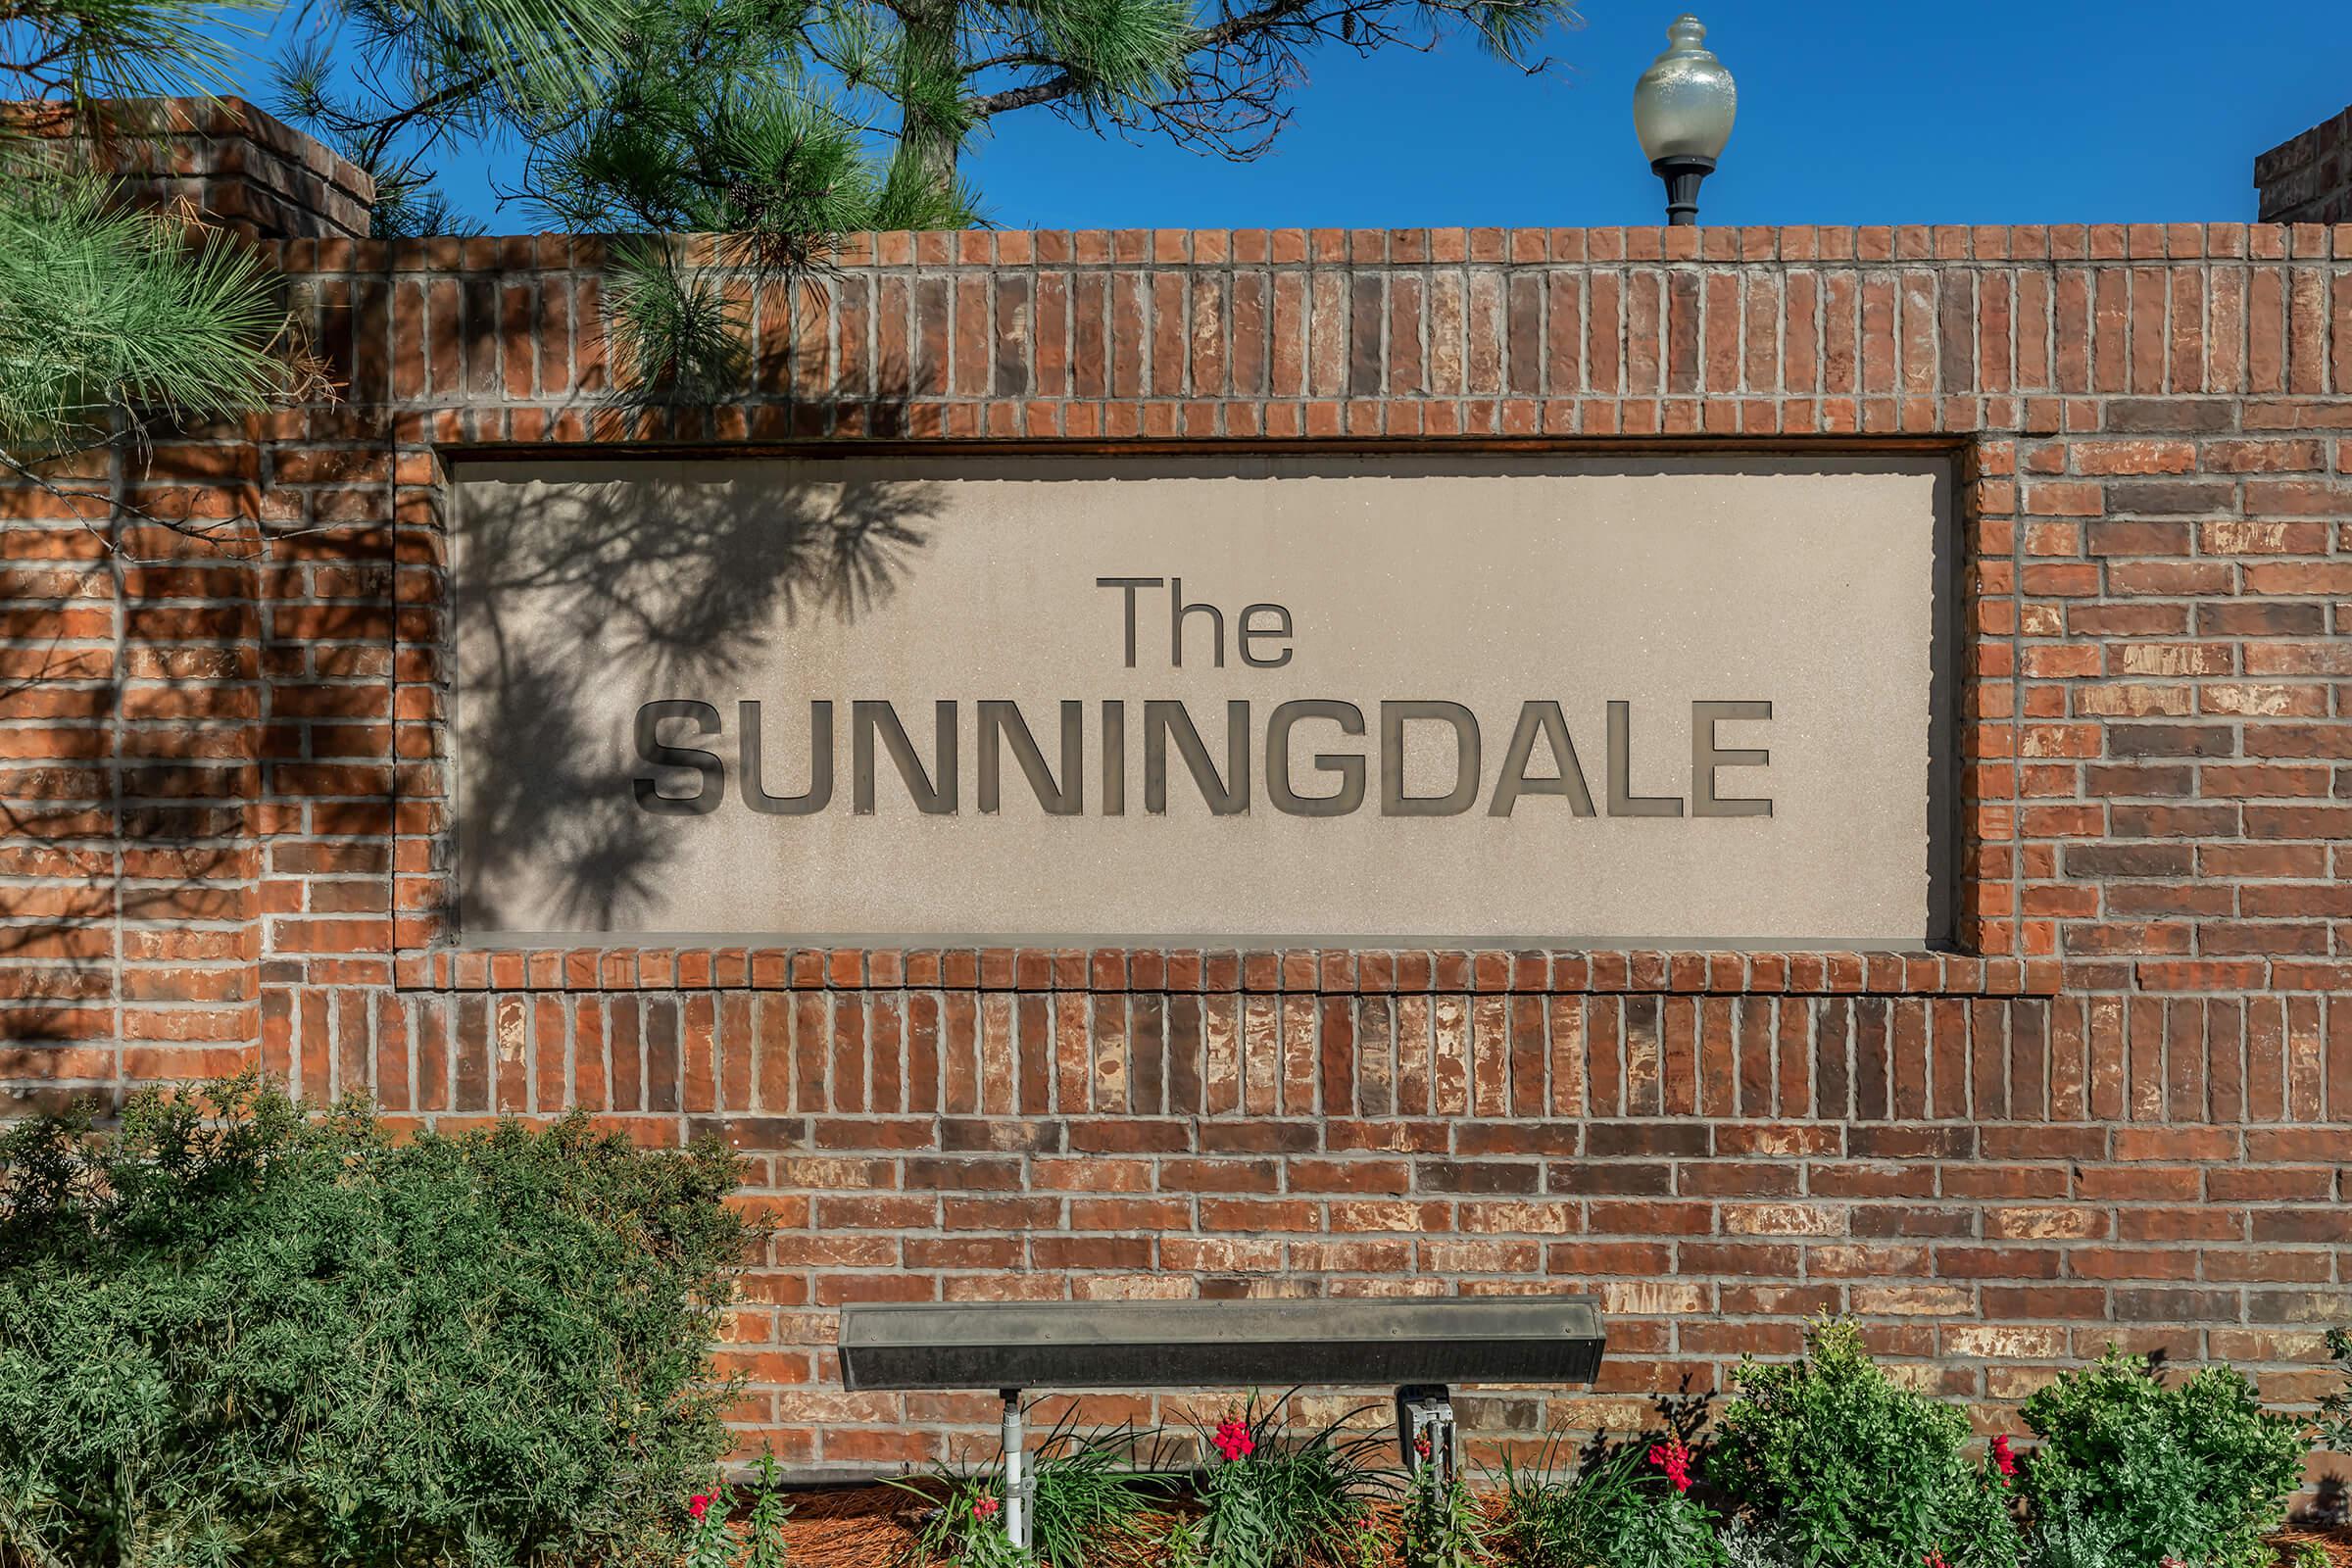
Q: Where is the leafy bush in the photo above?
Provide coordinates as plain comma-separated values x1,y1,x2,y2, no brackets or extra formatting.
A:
1188,1395,1383,1568
2018,1348,2306,1568
0,1077,751,1568
1709,1318,2020,1568
2315,1326,2352,1456
1496,1439,1719,1568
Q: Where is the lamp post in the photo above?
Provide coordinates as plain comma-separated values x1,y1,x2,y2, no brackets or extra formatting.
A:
1633,14,1737,226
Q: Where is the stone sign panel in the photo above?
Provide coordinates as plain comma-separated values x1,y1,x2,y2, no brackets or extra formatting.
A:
452,454,1954,946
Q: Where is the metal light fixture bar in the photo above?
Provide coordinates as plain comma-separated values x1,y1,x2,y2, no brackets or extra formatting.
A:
840,1296,1607,1549
840,1296,1607,1391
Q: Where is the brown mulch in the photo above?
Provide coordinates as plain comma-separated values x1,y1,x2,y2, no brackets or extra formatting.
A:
768,1482,1413,1568
763,1484,2352,1568
771,1484,934,1568
2274,1526,2352,1567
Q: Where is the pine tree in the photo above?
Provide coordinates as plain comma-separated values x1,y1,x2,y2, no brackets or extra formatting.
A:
0,3,301,544
903,0,1573,184
277,0,976,398
278,0,1579,402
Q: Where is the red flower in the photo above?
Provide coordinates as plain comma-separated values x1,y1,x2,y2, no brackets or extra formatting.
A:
688,1494,713,1522
1413,1435,1432,1460
1925,1552,1950,1568
1647,1439,1692,1494
1211,1417,1255,1462
973,1495,1001,1519
1991,1435,2018,1484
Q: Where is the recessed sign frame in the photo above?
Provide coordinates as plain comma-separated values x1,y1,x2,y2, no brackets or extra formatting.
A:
449,452,1957,949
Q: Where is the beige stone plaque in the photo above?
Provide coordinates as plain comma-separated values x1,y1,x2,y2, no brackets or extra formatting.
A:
452,454,1954,946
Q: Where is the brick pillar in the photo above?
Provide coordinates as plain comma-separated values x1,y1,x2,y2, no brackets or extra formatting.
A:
0,97,366,1107
2254,103,2352,224
9,96,374,241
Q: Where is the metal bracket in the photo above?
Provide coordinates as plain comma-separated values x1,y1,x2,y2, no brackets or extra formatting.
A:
1000,1389,1032,1549
1394,1383,1456,1491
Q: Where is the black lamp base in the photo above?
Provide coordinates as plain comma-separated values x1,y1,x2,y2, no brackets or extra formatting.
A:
1650,155,1716,227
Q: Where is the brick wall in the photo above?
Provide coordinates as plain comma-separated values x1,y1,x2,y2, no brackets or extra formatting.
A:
6,111,2352,1472
10,96,373,240
2258,106,2352,227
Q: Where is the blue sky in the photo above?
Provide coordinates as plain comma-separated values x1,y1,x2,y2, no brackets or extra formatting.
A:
242,0,2352,232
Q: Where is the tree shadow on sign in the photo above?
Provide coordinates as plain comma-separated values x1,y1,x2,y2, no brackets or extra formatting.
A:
455,466,942,936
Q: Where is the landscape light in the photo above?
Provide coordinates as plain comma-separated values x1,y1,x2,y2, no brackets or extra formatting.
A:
1633,13,1737,226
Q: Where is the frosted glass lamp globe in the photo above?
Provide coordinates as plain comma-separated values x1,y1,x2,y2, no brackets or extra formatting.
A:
1633,14,1737,164
1632,14,1736,225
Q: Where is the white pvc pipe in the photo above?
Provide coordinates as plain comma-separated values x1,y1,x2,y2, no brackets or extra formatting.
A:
1000,1391,1029,1550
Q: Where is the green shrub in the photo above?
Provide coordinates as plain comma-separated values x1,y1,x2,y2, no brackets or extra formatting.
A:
1189,1395,1383,1568
2017,1347,2306,1568
1496,1441,1720,1568
1709,1318,2020,1568
0,1077,752,1568
2315,1326,2352,1456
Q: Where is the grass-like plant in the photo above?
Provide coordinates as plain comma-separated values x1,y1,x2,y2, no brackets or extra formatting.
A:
1028,1412,1171,1568
1495,1433,1621,1568
2018,1347,2306,1568
902,1472,1029,1568
1495,1435,1719,1568
1186,1393,1386,1568
899,1413,1167,1568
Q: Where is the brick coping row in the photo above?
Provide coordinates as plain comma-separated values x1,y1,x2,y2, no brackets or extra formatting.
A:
251,220,2352,274
379,947,2066,997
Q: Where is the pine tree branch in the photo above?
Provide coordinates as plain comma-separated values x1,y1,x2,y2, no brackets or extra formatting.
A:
1186,0,1320,52
966,74,1074,116
965,0,1566,152
357,67,498,166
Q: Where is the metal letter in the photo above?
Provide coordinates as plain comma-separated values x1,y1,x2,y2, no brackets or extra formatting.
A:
1102,700,1126,816
853,699,958,814
1380,701,1482,816
1095,577,1161,668
1238,604,1296,668
632,700,723,815
1144,699,1250,814
979,700,1083,815
1488,701,1595,817
1169,577,1226,668
740,700,832,815
1266,700,1365,816
1691,700,1773,817
1606,700,1684,817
